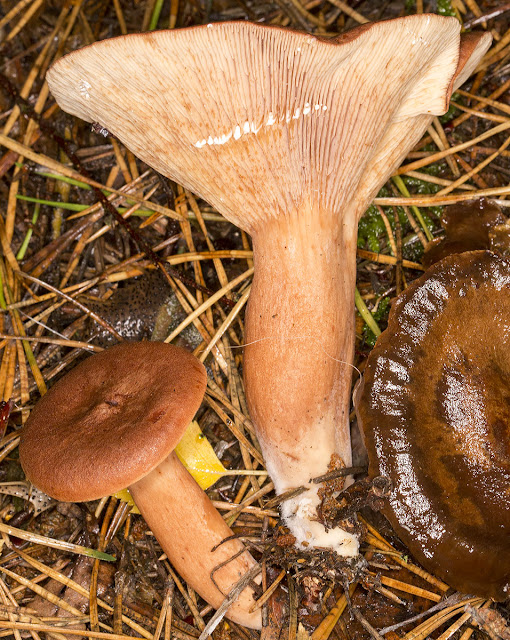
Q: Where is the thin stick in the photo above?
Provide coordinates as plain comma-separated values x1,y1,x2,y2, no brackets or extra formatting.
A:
0,334,101,351
249,570,286,612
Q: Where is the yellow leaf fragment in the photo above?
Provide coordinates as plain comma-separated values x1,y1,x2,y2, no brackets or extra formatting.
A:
113,488,141,514
175,420,226,489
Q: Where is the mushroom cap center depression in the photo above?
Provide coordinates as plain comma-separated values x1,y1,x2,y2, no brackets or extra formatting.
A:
356,251,510,601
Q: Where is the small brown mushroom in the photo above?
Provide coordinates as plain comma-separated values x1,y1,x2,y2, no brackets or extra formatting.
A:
19,342,261,628
45,18,491,553
423,198,506,266
355,251,510,601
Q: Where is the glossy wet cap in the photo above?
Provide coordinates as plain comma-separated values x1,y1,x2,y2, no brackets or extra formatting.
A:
424,198,505,266
355,251,510,600
20,342,206,502
489,221,510,257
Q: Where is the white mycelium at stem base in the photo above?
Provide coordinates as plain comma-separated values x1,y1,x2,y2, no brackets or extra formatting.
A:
245,209,359,551
46,17,491,554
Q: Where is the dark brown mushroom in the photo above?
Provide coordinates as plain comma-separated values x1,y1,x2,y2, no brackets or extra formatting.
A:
19,342,261,628
355,251,510,601
423,198,506,266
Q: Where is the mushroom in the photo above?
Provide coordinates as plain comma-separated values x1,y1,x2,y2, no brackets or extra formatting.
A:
423,198,506,266
19,342,261,628
45,17,491,554
355,251,510,601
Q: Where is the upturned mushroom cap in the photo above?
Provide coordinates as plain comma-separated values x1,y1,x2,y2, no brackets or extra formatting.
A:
46,17,491,233
20,342,206,501
355,251,510,601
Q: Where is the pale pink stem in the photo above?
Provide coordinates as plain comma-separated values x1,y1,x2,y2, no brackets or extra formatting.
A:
244,206,359,553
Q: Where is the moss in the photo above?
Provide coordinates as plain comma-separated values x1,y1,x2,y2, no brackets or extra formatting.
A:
437,0,456,17
363,297,391,348
421,160,447,176
439,98,460,124
358,205,386,253
401,175,440,195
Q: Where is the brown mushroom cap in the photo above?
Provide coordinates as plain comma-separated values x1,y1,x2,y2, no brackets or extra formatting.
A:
355,251,510,601
423,198,506,266
20,342,206,502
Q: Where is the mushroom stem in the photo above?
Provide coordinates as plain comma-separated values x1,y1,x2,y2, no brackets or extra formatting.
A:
245,207,359,553
129,452,261,629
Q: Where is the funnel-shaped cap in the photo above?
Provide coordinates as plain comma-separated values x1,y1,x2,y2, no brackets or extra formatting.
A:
47,17,491,232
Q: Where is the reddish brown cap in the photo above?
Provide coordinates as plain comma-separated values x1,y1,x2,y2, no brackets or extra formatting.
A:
20,342,206,502
355,251,510,601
